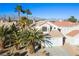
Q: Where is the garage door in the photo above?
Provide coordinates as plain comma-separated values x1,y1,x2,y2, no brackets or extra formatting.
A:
44,37,62,47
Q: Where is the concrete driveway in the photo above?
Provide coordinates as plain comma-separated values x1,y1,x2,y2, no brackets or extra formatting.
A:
45,46,72,56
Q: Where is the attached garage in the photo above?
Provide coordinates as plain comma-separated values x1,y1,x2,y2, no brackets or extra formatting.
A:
42,30,65,47
66,30,79,45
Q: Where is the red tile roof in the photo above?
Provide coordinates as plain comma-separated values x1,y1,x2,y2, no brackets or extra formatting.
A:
52,21,77,27
67,30,79,37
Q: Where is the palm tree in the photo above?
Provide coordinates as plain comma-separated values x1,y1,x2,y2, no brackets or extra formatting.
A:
23,9,32,18
0,26,10,50
0,26,4,50
19,17,28,28
9,24,21,50
15,4,22,20
21,28,44,54
12,31,22,50
0,24,19,49
4,24,24,54
18,16,33,29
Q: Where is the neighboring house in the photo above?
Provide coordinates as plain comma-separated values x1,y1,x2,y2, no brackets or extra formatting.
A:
42,30,65,47
34,20,79,35
32,20,79,46
66,30,79,45
34,21,58,34
51,21,79,34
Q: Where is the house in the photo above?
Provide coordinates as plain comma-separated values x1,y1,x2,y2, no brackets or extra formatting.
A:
33,20,79,46
42,30,65,47
34,20,79,35
33,20,58,34
66,30,79,45
51,21,79,34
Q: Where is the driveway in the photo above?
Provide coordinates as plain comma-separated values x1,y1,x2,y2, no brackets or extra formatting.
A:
45,46,72,56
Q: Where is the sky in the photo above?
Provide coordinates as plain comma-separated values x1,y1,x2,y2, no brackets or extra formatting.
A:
0,3,79,19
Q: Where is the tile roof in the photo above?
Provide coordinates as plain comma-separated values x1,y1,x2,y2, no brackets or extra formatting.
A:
52,21,77,27
35,21,79,28
67,30,79,37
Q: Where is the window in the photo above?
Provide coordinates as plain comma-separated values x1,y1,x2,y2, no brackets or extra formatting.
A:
54,27,56,29
42,27,47,31
50,26,52,31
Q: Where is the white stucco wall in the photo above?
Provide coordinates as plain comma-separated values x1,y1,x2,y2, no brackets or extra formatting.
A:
42,37,63,47
50,37,63,46
35,22,61,34
61,25,79,35
66,34,79,45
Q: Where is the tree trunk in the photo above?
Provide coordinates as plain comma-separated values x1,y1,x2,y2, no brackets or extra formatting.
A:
18,11,20,20
15,44,19,50
26,13,28,19
28,43,35,54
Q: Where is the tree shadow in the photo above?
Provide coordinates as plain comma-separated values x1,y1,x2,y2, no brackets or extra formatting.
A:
35,44,41,53
20,51,27,56
13,52,20,56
